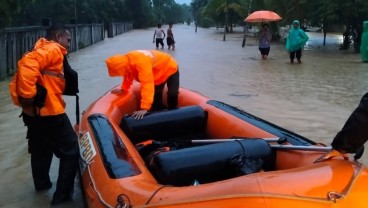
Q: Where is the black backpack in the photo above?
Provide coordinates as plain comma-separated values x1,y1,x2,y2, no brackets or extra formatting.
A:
63,56,80,124
63,56,79,96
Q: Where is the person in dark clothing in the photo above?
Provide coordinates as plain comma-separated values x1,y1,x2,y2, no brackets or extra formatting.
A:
167,23,175,50
10,24,79,205
315,93,368,163
331,93,368,154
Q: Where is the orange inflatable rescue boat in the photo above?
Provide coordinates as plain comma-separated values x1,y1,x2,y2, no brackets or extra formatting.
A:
77,83,368,208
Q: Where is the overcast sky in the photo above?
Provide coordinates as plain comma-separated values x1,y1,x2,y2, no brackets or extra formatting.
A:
175,0,191,5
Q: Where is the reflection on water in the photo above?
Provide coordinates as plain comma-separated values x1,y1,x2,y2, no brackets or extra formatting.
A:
305,32,344,50
1,25,367,207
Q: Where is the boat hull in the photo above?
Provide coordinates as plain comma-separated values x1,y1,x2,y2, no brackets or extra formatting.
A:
77,84,368,207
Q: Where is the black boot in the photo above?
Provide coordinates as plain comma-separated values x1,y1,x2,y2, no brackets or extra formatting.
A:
51,156,78,205
35,180,52,192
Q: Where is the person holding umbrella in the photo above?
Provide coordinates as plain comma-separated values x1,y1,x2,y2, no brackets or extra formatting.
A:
286,20,309,64
258,23,272,60
244,10,281,60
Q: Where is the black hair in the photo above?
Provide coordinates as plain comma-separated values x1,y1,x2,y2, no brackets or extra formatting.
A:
157,24,162,28
45,24,68,41
262,23,269,28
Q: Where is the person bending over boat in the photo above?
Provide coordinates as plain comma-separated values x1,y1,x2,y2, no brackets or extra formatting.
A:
105,50,180,119
9,24,79,205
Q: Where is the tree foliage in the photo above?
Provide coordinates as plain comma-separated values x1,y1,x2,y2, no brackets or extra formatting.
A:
2,0,368,50
0,0,192,29
192,0,368,49
196,0,368,30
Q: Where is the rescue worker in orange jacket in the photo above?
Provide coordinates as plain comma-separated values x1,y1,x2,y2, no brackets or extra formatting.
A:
105,50,180,119
9,24,79,205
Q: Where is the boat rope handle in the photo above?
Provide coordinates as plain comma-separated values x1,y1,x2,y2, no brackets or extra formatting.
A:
83,159,132,208
234,139,248,157
145,185,171,205
87,164,114,208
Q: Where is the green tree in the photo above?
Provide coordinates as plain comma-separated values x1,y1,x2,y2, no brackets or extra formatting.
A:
0,0,20,28
1,0,192,29
125,0,154,28
191,0,208,32
202,0,227,27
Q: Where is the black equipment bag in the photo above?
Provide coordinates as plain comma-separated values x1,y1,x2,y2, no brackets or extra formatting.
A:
63,56,80,124
120,106,207,144
149,139,275,186
63,56,79,96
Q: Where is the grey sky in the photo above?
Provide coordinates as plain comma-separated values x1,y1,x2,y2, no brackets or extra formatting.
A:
175,0,191,5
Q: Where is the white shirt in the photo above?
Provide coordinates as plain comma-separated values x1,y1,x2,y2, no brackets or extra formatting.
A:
155,29,164,38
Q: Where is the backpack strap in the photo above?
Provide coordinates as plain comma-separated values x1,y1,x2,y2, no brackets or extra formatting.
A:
76,94,80,125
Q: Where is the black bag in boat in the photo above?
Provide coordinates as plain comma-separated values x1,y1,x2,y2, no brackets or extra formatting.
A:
63,56,79,96
120,106,207,144
149,139,275,186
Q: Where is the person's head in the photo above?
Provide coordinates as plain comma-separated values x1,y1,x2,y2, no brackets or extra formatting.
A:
157,24,162,28
292,20,300,29
169,23,173,28
262,24,268,31
105,54,130,77
45,24,71,49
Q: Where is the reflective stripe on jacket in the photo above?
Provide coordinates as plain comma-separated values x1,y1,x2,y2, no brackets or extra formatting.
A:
105,50,178,110
16,38,67,116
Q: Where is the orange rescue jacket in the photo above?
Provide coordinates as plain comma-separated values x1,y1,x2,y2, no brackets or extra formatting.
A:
10,38,68,116
105,50,178,110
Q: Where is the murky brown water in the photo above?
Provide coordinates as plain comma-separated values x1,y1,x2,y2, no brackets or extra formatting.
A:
1,24,367,207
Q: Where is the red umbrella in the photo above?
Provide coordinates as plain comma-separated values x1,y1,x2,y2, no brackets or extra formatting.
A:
244,10,282,23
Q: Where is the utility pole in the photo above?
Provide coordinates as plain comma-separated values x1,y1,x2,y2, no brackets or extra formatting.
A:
242,0,253,47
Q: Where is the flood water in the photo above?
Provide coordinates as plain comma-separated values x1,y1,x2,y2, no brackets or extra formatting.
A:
1,24,367,207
